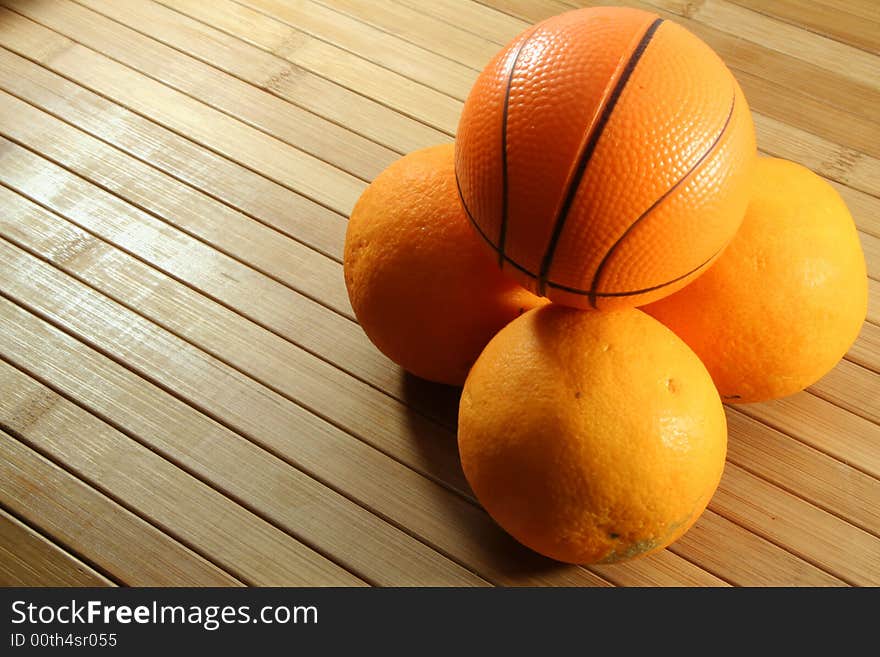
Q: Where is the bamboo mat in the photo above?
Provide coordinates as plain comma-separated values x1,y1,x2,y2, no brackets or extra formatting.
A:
0,0,877,587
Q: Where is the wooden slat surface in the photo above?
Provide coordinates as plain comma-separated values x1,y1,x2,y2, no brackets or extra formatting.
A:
0,508,115,587
0,0,876,586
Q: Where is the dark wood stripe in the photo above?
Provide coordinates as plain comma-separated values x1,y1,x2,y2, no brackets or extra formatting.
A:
536,17,664,296
498,29,537,267
587,87,738,308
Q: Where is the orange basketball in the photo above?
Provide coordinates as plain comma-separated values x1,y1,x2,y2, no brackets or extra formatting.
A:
455,7,757,309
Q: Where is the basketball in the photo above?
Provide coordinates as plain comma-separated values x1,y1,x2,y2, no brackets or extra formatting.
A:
455,6,757,309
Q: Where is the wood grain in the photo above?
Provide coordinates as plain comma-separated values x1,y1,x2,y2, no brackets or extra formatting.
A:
0,6,365,215
0,47,349,260
728,0,880,53
0,291,485,587
646,0,880,91
0,508,115,587
315,0,497,70
0,181,827,586
725,410,880,536
74,0,445,154
669,509,845,586
156,0,463,132
6,0,396,182
0,426,240,586
712,463,880,585
235,0,479,96
0,356,364,586
0,93,352,319
0,0,876,587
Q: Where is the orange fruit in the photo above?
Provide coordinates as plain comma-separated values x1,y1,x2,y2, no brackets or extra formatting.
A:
644,157,868,404
458,305,727,564
455,7,756,309
344,144,547,386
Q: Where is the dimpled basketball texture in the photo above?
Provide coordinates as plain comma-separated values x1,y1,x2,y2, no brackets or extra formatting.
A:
458,306,727,564
644,157,868,403
455,6,757,309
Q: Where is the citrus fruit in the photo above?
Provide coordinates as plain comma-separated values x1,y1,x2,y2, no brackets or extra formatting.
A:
458,305,727,564
644,157,868,404
455,7,756,309
344,144,547,386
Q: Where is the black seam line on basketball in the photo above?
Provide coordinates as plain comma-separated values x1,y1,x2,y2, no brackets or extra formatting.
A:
498,28,538,267
586,86,738,308
535,17,665,297
552,247,722,297
456,169,536,281
459,167,719,298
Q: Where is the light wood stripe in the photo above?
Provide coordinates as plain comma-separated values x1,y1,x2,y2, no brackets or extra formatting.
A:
0,0,874,587
396,0,528,46
74,0,445,154
645,0,880,92
6,0,397,182
155,0,462,131
0,427,240,586
737,392,880,480
477,0,575,23
848,321,880,373
0,46,349,261
807,0,880,23
0,293,486,587
808,359,879,426
670,509,845,586
728,0,880,54
233,0,478,97
0,507,115,587
712,463,880,585
314,0,497,70
725,410,880,536
0,357,364,586
0,93,352,320
0,6,365,215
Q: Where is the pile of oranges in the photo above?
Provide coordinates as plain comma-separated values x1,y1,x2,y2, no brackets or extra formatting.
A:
343,8,867,565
